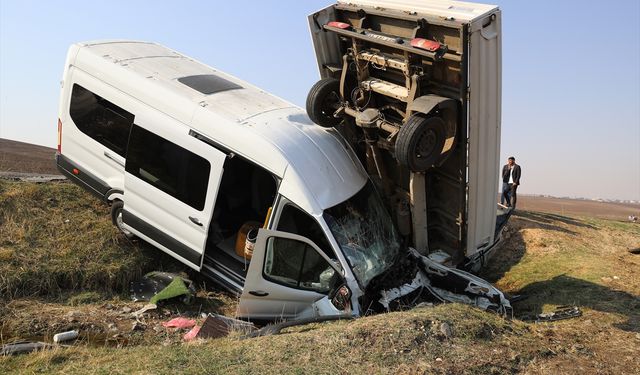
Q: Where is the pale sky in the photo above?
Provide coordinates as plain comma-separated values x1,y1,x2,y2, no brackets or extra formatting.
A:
1,1,638,201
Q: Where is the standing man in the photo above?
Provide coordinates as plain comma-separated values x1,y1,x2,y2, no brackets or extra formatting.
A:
501,157,521,208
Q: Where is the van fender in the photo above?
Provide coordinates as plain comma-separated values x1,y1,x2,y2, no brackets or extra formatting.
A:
106,189,124,203
407,95,459,158
408,95,457,117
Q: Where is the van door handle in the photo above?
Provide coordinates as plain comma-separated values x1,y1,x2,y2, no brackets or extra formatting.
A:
103,151,124,167
249,290,269,297
189,216,203,226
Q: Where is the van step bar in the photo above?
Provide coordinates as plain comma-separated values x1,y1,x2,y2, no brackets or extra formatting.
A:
202,254,246,295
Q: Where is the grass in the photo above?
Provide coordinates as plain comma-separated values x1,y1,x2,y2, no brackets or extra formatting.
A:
1,304,534,374
1,180,639,374
0,179,165,299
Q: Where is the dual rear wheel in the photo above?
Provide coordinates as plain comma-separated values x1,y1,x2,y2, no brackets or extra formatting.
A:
306,78,448,172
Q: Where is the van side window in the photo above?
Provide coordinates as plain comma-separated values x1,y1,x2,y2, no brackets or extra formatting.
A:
277,205,335,259
126,125,211,210
263,236,336,294
69,84,134,157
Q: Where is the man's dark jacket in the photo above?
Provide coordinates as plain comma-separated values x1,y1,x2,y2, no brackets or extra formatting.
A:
502,164,521,185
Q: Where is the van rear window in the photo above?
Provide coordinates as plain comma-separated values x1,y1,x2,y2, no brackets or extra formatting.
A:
177,74,242,95
126,125,211,210
69,84,134,157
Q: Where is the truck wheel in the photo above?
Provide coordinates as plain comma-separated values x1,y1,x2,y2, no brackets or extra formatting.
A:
396,114,446,172
306,78,342,127
110,200,134,239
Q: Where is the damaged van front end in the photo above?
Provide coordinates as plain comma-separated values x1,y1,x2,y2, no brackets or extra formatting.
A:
304,179,511,319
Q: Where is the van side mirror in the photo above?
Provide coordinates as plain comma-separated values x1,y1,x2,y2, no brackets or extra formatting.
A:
330,284,352,312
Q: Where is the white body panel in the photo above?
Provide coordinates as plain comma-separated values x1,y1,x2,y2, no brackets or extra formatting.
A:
122,111,227,270
237,229,342,320
335,0,497,23
62,67,127,194
466,11,501,256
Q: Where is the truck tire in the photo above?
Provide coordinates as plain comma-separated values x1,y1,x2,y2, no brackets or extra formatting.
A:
306,78,342,127
110,200,134,239
395,114,446,172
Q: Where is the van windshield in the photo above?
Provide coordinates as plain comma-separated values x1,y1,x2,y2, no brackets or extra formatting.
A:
323,181,400,288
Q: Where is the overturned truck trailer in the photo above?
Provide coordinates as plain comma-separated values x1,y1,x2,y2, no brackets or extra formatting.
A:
307,0,507,271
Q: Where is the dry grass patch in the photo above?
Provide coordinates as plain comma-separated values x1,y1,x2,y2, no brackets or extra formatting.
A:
0,180,160,299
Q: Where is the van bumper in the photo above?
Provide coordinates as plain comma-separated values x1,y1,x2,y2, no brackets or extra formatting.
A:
56,153,111,202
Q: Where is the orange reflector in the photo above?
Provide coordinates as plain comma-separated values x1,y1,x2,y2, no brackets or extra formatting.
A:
72,168,79,175
327,21,351,29
57,118,62,153
410,38,441,52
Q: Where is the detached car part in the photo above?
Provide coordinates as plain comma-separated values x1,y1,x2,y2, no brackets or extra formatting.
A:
376,249,512,316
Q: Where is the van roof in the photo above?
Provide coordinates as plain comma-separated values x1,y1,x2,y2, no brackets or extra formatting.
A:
70,40,367,214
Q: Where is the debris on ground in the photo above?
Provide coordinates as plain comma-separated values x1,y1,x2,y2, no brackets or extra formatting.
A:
52,330,79,343
0,341,54,356
130,272,196,305
526,306,582,323
196,314,256,339
183,326,200,341
439,322,453,339
162,317,196,329
132,303,157,317
131,321,146,332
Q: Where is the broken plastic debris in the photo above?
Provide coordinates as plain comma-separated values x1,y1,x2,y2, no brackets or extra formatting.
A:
183,325,201,341
53,330,79,343
130,272,195,305
163,317,196,329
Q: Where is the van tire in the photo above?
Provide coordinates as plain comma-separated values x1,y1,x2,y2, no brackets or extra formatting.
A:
395,114,446,172
110,200,134,239
306,78,342,128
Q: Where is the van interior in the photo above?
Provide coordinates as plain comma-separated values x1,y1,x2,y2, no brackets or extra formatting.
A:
204,155,278,280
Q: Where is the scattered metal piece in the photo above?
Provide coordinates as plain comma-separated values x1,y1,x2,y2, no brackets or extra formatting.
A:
528,306,582,323
1,341,53,356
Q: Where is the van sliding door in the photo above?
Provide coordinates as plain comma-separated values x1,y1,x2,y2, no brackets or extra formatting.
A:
122,112,226,271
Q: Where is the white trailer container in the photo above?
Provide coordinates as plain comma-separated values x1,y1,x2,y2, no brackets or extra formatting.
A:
307,0,505,270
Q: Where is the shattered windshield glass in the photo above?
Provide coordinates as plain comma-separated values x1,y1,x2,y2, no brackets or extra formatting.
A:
323,181,401,288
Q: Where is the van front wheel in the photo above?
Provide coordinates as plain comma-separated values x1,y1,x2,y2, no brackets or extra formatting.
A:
306,78,342,128
110,200,134,239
